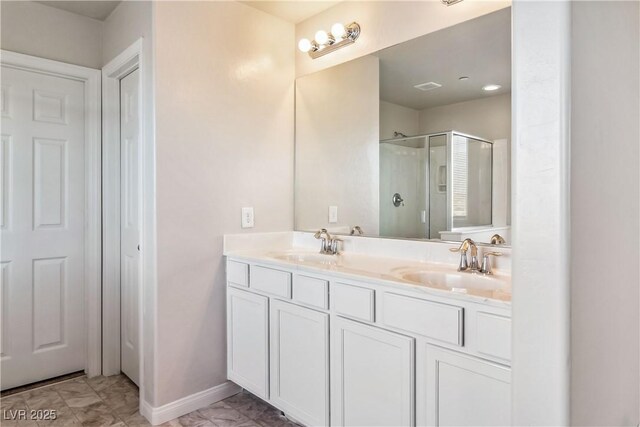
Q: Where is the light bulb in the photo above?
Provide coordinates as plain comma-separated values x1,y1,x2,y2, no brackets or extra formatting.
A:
482,84,501,91
331,23,346,39
315,30,329,45
298,38,312,53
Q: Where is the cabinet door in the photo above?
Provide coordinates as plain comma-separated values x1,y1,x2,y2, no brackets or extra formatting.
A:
227,287,269,399
331,317,415,427
424,345,510,426
270,300,329,426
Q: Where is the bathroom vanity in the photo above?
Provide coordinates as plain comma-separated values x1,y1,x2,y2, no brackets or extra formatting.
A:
226,10,513,425
225,234,511,427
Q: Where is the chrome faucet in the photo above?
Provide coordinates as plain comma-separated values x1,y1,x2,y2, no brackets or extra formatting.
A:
350,226,363,236
490,234,506,245
314,229,340,255
449,238,480,272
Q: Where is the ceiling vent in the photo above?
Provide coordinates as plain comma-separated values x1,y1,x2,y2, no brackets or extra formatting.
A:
414,82,442,91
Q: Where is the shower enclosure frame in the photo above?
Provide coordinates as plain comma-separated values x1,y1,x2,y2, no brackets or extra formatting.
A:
380,130,494,239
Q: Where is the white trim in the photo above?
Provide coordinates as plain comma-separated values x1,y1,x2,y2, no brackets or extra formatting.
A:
101,38,144,378
140,382,242,426
0,50,102,377
102,38,158,422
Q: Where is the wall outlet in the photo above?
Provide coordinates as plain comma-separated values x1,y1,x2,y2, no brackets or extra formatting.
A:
241,207,254,228
329,205,338,223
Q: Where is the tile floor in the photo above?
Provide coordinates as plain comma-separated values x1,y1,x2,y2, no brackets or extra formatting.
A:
0,375,300,427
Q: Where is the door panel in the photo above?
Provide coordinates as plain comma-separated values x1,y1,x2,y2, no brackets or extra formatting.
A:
423,345,511,426
227,287,269,400
270,300,329,426
331,316,415,427
0,65,85,390
120,68,141,386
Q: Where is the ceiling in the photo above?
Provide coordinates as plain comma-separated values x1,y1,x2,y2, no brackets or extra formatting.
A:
36,1,121,21
376,8,511,110
240,1,340,23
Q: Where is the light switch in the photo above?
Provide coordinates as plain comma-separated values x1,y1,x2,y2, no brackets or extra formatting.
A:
241,207,254,228
329,205,338,223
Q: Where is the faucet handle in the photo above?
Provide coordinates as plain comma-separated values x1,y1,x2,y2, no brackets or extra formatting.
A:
485,251,503,257
450,243,469,271
330,237,342,255
480,251,503,274
449,241,470,253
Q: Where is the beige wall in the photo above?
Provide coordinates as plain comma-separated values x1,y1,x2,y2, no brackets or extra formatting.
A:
0,1,103,69
379,101,420,141
102,1,152,66
419,93,511,141
570,1,640,425
153,1,294,406
295,1,510,77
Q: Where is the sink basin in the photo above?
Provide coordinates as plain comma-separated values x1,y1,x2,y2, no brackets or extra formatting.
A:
400,271,499,291
267,251,341,266
398,270,510,294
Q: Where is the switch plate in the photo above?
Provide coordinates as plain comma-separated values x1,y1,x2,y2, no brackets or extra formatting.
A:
329,205,338,223
241,207,254,228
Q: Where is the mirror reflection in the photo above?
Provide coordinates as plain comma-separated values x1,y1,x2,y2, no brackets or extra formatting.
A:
295,8,511,245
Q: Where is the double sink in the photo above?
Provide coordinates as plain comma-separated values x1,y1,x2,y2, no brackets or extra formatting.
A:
266,249,511,302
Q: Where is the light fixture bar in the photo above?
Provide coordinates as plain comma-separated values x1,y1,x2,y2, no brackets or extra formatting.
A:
301,22,361,59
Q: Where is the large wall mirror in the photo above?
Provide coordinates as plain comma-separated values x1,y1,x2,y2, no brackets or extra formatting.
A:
295,8,511,245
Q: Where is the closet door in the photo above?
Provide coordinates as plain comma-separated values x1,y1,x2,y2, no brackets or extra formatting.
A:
1,65,86,390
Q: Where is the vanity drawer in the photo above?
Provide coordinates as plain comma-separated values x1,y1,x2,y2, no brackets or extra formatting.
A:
250,265,292,298
380,293,463,346
330,282,375,322
227,260,249,287
293,275,328,309
476,312,511,361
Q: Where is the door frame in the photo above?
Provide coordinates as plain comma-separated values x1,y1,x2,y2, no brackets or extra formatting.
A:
101,39,149,389
0,50,102,377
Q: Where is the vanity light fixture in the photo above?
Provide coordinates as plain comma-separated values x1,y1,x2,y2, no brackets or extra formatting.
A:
482,84,502,91
298,22,361,59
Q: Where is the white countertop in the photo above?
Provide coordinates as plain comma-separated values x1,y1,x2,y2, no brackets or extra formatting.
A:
226,248,511,308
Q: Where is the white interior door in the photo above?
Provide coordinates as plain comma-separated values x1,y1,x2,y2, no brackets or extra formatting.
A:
0,66,86,390
120,68,141,386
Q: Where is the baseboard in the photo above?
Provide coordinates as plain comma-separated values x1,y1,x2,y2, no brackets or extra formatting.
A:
141,381,242,425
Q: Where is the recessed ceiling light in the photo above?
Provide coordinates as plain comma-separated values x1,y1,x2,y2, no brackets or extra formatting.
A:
482,84,501,91
414,81,442,91
459,76,469,81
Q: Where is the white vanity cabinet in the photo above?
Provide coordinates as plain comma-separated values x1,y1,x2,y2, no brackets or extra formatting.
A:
270,299,330,426
331,316,414,427
226,257,512,427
